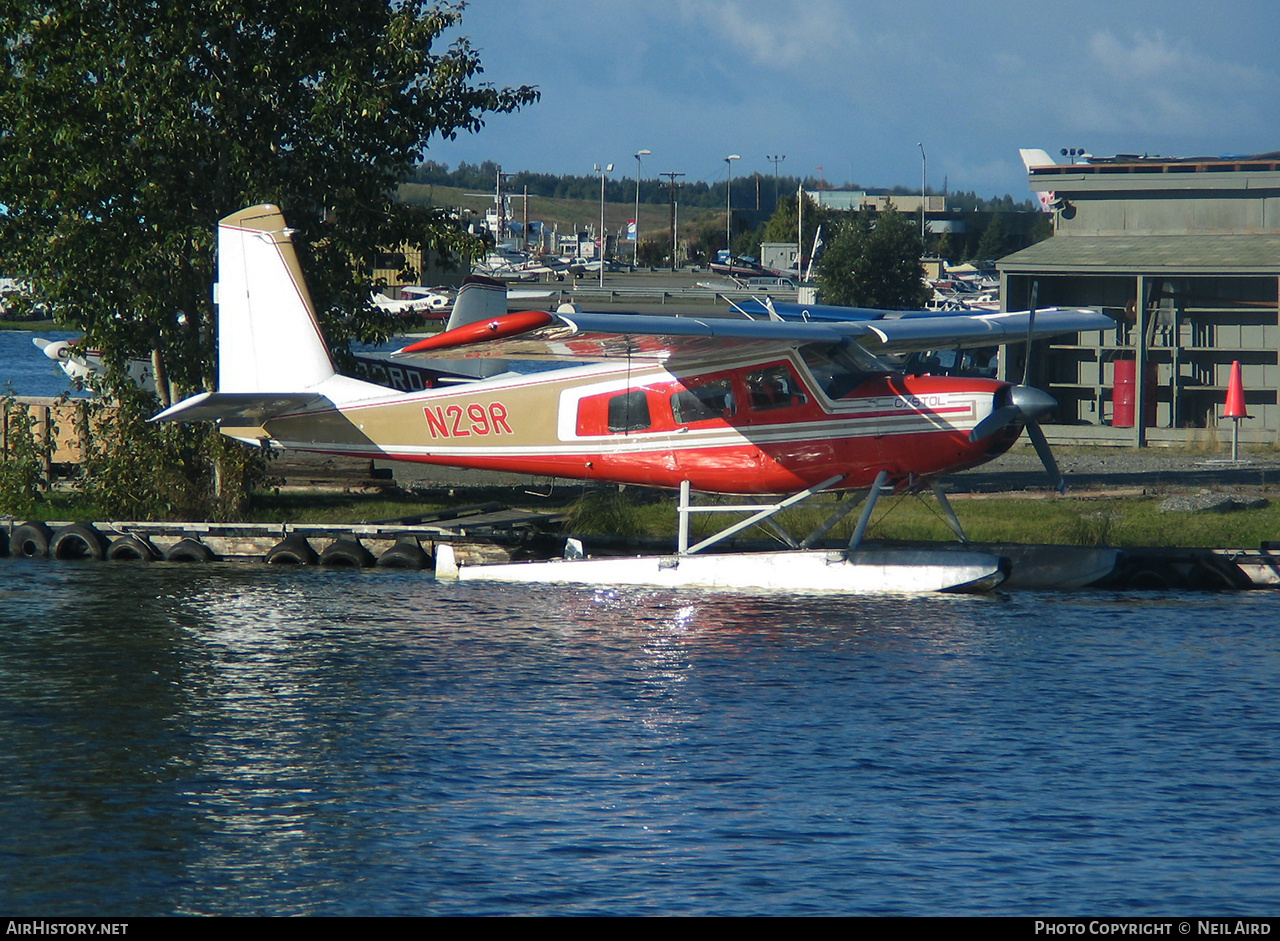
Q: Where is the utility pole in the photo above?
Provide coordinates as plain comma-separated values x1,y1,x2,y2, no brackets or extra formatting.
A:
661,171,685,271
767,154,785,207
594,163,613,287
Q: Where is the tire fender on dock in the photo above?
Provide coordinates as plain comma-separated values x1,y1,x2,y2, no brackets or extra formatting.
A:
106,534,161,562
264,533,318,565
50,523,109,561
11,522,52,558
318,538,376,568
377,538,432,570
165,538,217,563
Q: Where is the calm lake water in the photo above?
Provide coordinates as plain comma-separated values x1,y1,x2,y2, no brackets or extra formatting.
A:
1,329,86,398
2,560,1278,916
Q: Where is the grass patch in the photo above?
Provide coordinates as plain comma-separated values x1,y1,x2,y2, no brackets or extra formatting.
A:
563,488,673,538
572,491,1280,549
788,493,1280,548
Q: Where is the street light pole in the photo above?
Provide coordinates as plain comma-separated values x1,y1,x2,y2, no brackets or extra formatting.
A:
661,171,684,271
634,149,650,267
917,142,927,242
724,154,740,258
595,162,613,287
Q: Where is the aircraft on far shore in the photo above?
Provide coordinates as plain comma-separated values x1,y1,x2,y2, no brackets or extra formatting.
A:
371,285,455,319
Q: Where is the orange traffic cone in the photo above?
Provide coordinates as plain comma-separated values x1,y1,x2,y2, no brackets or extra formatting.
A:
1225,360,1248,419
1224,360,1249,461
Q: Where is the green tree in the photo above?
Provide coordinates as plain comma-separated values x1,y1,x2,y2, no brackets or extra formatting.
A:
759,193,829,274
816,207,930,308
975,212,1015,261
636,235,670,268
0,0,537,517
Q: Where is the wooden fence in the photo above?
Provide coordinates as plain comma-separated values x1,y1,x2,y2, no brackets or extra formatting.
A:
1,396,113,483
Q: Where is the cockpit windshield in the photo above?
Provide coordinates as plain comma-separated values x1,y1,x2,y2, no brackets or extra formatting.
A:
798,342,893,400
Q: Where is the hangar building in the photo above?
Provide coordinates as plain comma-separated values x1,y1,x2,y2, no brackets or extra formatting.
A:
997,153,1280,446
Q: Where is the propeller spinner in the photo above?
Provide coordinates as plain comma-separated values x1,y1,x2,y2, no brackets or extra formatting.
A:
969,383,1065,494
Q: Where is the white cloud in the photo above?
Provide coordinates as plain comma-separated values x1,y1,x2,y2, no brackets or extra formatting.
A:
1068,30,1273,134
678,0,860,71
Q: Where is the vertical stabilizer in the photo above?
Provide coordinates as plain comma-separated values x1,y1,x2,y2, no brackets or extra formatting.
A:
217,205,337,392
1018,148,1057,170
440,275,512,378
1019,149,1058,214
445,275,510,332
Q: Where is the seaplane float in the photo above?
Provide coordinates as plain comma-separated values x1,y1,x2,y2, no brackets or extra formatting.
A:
153,205,1115,594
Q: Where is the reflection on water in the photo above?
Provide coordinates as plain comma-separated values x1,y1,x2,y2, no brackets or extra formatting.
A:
2,561,1279,914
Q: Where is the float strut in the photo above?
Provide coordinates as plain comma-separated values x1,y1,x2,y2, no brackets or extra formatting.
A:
847,470,890,551
679,475,844,556
931,480,968,543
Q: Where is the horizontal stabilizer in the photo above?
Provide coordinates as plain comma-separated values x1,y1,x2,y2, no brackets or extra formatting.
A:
151,391,335,425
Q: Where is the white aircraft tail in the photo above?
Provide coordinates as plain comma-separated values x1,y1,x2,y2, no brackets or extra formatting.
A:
216,205,338,392
152,205,388,426
1019,148,1057,171
436,274,513,379
445,275,510,332
1019,149,1058,214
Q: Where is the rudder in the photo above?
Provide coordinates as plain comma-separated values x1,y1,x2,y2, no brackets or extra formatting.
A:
216,205,337,392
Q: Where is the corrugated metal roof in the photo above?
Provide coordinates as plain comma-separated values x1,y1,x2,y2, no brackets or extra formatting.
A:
998,235,1280,274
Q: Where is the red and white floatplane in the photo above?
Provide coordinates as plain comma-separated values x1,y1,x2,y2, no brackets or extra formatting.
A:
154,205,1114,593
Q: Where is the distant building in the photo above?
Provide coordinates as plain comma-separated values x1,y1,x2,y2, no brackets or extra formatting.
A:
998,153,1280,446
761,241,799,273
805,189,868,211
803,190,946,216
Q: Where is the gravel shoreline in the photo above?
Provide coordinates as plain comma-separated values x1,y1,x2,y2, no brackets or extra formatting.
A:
950,446,1280,496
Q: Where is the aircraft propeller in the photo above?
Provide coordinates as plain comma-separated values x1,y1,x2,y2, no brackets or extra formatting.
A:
967,283,1067,494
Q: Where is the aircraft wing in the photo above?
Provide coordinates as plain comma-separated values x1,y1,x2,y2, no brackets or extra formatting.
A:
391,307,1114,363
860,307,1115,352
392,310,858,362
732,297,920,322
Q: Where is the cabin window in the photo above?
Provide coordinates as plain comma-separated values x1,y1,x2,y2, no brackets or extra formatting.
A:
746,365,807,411
799,342,890,400
607,390,651,433
670,378,735,424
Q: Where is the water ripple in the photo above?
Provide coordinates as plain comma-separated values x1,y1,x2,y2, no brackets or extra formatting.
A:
1,563,1278,914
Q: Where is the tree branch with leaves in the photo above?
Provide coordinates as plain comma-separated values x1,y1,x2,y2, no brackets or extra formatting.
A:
0,0,537,518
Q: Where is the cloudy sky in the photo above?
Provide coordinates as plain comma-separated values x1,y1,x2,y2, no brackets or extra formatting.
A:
425,0,1280,200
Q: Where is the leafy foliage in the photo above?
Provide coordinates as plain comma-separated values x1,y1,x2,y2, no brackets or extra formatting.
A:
0,0,537,518
72,387,269,520
0,1,537,397
0,397,50,516
815,207,930,308
751,192,833,269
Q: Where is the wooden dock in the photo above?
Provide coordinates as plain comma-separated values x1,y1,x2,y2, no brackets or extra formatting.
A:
1,504,568,569
2,512,1278,591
